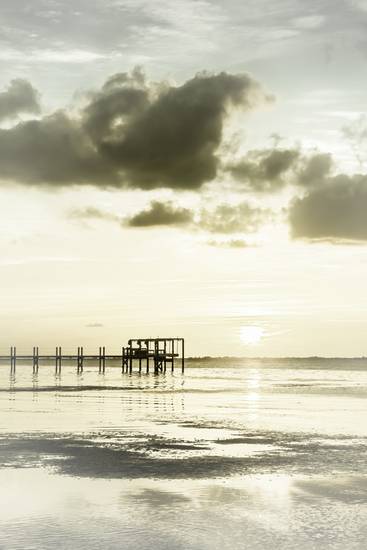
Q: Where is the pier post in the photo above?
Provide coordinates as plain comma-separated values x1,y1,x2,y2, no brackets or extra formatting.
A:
146,340,149,373
154,339,158,374
32,346,39,373
77,346,83,373
181,339,185,373
34,347,39,372
55,346,62,373
10,346,16,371
103,346,106,373
138,341,142,373
171,339,175,372
164,340,167,373
129,345,132,374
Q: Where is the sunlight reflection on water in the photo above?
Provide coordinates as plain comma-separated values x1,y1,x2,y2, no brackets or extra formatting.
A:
0,359,366,548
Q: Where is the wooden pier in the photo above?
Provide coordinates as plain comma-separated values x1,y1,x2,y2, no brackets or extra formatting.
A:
0,338,185,374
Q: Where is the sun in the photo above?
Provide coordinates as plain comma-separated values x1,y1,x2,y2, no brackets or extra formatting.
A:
240,325,264,346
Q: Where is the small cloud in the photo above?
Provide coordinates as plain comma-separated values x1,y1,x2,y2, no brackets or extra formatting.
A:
207,239,251,248
69,207,120,222
0,79,41,122
85,322,104,328
228,148,300,192
199,202,268,234
126,200,193,227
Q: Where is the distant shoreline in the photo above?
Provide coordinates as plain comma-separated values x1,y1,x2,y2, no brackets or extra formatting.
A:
187,356,367,361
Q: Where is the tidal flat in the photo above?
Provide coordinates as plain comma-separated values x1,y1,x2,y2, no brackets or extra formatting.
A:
0,358,366,549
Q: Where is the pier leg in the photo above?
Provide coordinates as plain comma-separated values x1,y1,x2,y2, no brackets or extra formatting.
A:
10,347,14,371
171,339,175,372
80,346,84,373
77,347,80,372
12,346,16,371
146,341,149,373
55,346,61,374
181,339,185,373
154,340,158,374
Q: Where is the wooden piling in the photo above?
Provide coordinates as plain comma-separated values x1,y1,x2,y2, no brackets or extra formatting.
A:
171,339,175,372
10,346,16,371
55,346,62,373
77,346,84,373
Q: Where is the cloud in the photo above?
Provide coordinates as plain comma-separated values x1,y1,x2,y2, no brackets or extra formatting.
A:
289,175,367,241
0,79,40,121
127,201,193,227
297,152,333,186
207,238,251,248
69,206,120,222
124,199,269,235
82,67,150,144
97,70,270,190
86,323,104,328
229,148,299,191
0,69,268,189
0,110,118,186
199,202,268,234
228,148,334,192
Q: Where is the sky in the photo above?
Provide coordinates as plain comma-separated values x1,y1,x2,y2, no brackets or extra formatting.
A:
1,0,367,356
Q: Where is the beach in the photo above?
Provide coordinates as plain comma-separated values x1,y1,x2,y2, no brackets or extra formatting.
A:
0,358,366,549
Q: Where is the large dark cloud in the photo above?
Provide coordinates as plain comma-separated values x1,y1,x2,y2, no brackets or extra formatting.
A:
0,70,267,189
289,175,367,241
0,79,40,121
0,111,116,185
127,201,193,227
96,71,269,190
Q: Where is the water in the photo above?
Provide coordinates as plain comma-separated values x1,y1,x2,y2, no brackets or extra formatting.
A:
0,358,366,549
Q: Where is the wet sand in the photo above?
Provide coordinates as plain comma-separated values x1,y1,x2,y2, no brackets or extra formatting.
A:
0,358,366,549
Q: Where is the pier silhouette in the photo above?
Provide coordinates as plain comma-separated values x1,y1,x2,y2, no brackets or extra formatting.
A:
0,338,185,374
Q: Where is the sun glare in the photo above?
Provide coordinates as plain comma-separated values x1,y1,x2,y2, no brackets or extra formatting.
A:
240,325,264,346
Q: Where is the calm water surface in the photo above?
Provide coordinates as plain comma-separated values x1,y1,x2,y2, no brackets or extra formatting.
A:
0,358,366,549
